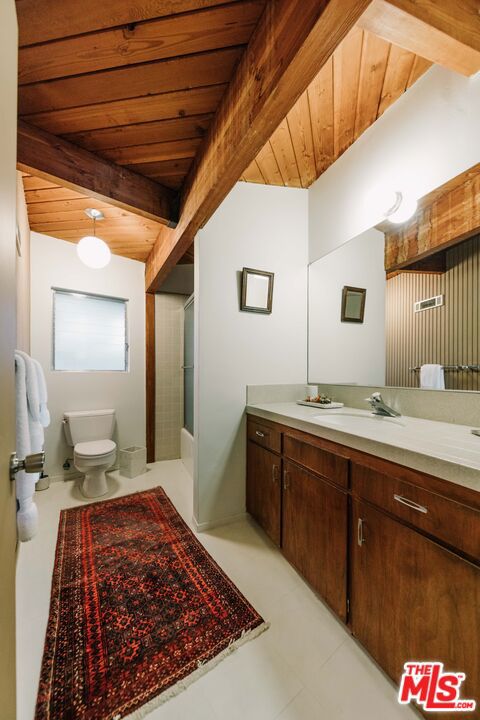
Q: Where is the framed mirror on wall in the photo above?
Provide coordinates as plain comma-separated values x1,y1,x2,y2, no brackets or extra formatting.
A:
341,286,366,323
240,267,274,314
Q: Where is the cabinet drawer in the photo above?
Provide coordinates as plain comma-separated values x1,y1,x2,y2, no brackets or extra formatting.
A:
351,462,480,560
247,418,281,454
283,434,348,488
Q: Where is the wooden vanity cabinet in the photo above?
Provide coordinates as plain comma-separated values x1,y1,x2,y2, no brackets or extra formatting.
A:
247,417,349,619
246,413,480,715
351,498,480,713
282,460,348,620
246,421,282,546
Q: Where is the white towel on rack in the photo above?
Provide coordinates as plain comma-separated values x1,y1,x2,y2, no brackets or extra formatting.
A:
14,352,39,542
33,358,50,428
16,350,44,481
420,364,445,390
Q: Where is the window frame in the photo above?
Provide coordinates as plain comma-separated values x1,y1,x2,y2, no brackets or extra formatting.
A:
52,287,129,373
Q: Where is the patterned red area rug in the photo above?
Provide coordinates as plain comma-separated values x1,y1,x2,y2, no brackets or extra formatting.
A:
35,487,266,720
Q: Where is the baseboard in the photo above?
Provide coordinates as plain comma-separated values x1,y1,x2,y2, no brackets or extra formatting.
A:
47,464,120,484
192,511,247,533
47,470,83,484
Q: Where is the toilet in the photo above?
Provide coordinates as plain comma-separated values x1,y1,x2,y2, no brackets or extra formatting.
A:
63,409,116,498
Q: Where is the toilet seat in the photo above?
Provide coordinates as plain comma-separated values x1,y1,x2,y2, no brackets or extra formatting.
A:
74,439,116,459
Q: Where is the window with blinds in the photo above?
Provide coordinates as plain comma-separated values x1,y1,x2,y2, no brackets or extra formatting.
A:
53,289,128,371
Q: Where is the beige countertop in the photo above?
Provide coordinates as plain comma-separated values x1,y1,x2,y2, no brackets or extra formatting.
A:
246,402,480,493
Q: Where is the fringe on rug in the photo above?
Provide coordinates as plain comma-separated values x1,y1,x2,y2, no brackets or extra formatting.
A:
119,621,270,720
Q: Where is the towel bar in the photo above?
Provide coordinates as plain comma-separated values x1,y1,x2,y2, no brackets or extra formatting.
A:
409,365,480,372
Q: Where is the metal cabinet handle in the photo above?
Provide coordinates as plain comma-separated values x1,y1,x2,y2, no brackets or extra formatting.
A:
10,451,45,482
394,494,428,514
272,464,279,483
357,518,365,546
255,430,268,438
283,470,290,490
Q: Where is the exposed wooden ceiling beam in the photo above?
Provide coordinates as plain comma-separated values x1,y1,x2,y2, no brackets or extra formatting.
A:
179,243,195,264
384,164,480,272
145,0,372,291
358,0,480,76
17,120,178,227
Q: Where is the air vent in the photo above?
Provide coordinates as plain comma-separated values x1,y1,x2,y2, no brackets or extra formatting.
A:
414,294,444,313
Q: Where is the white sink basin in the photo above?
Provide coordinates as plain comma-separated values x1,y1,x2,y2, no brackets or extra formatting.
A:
313,411,406,429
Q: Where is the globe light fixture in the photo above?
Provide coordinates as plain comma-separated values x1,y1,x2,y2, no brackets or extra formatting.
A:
77,209,111,269
381,190,418,225
387,192,418,224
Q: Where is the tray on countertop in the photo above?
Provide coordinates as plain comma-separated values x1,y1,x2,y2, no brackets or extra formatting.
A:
296,400,344,409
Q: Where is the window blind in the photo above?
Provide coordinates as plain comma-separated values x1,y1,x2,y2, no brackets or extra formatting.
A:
53,290,128,371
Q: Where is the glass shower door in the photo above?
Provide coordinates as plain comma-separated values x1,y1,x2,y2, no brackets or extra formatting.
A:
183,296,194,436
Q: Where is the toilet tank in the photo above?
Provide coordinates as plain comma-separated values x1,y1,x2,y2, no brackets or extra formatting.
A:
63,409,115,446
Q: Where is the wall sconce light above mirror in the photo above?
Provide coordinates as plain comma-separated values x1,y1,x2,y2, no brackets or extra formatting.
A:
341,286,366,323
240,267,274,314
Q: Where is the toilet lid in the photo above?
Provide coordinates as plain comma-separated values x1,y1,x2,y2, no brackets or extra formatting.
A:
74,439,116,458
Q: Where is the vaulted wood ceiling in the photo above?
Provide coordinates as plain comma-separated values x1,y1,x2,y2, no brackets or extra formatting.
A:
241,26,431,188
17,0,266,192
16,3,430,260
15,0,480,277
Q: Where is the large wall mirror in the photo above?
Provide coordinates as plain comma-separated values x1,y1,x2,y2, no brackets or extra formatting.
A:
308,164,480,392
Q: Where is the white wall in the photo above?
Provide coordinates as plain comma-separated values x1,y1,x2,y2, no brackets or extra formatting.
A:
308,228,386,386
195,182,308,527
16,173,31,353
30,232,146,479
309,66,480,262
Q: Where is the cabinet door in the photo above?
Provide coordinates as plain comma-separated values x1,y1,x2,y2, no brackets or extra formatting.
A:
351,499,480,711
282,460,348,620
246,441,281,546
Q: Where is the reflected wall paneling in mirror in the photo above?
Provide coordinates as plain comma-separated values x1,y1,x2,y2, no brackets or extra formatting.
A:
385,234,480,391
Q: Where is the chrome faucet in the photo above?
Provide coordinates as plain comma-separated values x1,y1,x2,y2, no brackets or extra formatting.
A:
365,392,401,417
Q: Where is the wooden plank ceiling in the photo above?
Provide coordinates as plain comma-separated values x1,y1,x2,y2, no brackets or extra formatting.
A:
241,26,432,189
17,0,266,193
16,1,433,260
21,173,167,261
16,0,267,260
15,0,480,275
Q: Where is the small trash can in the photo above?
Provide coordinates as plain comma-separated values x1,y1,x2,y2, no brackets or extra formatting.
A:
36,472,50,491
119,446,147,479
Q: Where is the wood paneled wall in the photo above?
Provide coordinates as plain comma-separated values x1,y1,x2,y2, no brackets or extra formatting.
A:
386,234,480,391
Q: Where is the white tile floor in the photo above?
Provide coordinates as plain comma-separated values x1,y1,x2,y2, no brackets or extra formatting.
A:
16,461,419,720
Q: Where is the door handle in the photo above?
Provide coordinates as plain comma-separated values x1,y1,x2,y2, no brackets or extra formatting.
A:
394,494,428,514
283,470,290,490
10,451,45,482
272,464,279,483
357,518,365,546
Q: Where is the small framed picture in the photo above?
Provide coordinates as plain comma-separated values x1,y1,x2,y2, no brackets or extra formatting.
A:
240,267,274,314
341,286,366,323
